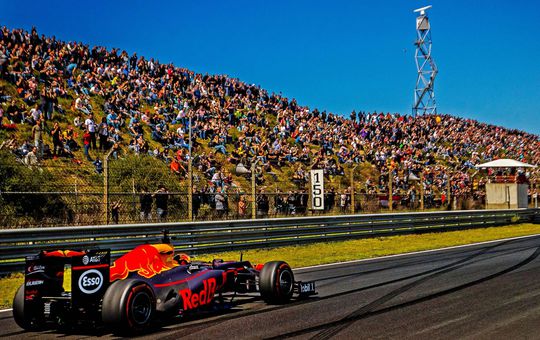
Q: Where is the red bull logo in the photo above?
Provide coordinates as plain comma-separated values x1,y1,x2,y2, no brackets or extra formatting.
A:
110,244,176,281
179,277,217,310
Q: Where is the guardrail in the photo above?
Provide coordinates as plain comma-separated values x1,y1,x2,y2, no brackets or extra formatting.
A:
1,209,538,274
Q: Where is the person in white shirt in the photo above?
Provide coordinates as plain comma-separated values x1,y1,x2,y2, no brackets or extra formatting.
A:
85,113,97,149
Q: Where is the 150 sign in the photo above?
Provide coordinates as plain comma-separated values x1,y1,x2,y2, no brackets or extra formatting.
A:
310,169,324,210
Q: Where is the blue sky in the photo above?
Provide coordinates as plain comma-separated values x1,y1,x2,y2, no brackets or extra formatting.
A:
2,1,539,134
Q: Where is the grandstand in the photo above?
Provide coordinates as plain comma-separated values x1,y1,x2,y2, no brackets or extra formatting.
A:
0,26,539,226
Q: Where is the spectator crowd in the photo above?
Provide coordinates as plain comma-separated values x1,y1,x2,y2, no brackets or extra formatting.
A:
1,26,539,219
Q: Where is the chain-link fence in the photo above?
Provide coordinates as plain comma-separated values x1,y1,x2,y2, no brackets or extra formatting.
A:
0,152,537,228
0,190,493,228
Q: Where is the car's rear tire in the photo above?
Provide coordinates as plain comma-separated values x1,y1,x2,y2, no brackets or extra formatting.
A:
259,261,294,304
13,284,45,330
102,279,155,335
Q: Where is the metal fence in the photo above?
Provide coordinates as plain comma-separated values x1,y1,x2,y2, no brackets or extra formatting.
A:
1,208,538,274
1,156,538,228
1,190,492,227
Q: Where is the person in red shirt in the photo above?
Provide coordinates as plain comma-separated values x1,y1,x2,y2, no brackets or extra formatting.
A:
83,128,92,161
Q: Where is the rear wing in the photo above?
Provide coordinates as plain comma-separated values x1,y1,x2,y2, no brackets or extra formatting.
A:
24,249,110,310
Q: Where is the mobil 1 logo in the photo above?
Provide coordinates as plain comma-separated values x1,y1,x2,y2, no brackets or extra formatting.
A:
78,269,103,294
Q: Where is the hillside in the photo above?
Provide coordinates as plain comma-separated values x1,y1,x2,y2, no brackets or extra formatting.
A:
0,26,538,227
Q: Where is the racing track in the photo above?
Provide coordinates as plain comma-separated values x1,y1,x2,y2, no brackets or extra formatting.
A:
2,234,540,339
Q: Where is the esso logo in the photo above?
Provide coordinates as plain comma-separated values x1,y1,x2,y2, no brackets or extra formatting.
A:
78,269,103,294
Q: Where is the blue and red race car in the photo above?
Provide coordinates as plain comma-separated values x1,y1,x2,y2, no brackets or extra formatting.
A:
13,234,316,334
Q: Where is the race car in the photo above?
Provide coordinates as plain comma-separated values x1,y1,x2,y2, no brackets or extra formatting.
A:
13,233,316,334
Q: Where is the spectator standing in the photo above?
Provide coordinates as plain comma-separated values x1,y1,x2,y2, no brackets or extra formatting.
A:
340,190,350,212
154,185,169,221
408,188,417,209
140,189,153,221
97,117,109,151
50,122,63,158
85,114,97,150
32,119,43,159
82,128,92,161
192,188,201,219
215,188,226,218
238,195,247,217
256,192,269,218
0,46,7,79
111,201,121,224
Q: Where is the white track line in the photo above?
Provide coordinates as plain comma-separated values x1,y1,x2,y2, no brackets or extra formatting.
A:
294,233,540,272
0,308,12,313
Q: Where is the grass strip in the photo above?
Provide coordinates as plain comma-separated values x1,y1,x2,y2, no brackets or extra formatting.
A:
1,223,538,309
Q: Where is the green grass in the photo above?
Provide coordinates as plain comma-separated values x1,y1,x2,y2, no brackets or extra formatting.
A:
195,223,540,267
1,223,538,308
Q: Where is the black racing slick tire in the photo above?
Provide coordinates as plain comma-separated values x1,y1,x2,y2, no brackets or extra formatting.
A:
13,284,44,330
102,279,156,334
259,261,294,304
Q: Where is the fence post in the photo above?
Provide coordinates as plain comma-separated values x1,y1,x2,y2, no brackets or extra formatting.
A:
188,115,193,221
132,177,136,222
350,165,358,214
74,181,79,225
104,156,109,225
389,169,393,212
420,171,424,211
188,158,193,221
534,179,538,209
104,149,113,225
447,176,451,210
251,162,256,219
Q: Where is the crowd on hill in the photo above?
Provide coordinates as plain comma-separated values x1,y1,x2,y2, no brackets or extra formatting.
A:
1,26,539,206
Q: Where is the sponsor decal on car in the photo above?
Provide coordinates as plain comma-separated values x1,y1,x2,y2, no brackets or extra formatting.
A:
25,289,38,300
179,277,217,310
82,254,103,265
27,264,46,274
26,280,44,287
299,281,316,294
109,244,175,281
78,269,103,294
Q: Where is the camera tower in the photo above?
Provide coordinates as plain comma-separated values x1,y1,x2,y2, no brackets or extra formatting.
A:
413,5,437,116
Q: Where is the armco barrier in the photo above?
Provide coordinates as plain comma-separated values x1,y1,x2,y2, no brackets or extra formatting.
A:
1,209,538,274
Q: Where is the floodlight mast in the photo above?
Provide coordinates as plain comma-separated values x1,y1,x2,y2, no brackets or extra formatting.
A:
412,5,437,116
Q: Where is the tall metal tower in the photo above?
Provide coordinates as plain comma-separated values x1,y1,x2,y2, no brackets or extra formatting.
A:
413,5,438,116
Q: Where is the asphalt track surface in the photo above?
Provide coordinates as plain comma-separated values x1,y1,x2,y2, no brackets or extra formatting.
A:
2,234,540,339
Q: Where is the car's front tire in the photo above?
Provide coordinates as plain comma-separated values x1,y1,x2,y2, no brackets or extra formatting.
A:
259,261,294,304
102,279,155,334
